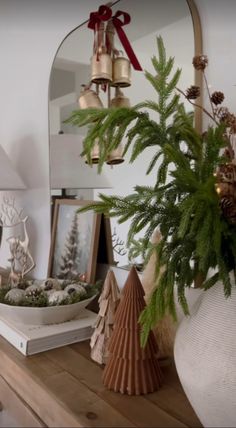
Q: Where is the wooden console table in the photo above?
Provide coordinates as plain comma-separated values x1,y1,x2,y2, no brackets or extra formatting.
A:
0,337,201,427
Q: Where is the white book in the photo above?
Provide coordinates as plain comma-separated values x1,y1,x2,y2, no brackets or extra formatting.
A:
0,309,97,356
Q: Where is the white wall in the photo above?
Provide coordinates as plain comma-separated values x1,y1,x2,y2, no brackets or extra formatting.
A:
194,0,236,129
50,69,75,101
0,0,236,277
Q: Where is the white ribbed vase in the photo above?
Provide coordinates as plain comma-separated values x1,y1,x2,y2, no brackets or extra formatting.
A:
174,281,236,428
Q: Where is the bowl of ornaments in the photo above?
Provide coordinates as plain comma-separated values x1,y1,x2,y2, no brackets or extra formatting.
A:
0,277,99,325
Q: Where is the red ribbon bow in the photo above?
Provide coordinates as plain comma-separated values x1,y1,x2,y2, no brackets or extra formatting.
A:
88,5,112,31
112,10,143,71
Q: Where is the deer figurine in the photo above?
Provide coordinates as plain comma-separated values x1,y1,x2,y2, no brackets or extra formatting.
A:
8,256,20,288
6,216,35,279
0,197,35,284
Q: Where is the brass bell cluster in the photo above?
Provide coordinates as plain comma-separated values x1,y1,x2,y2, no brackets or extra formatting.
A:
90,18,132,89
78,9,138,166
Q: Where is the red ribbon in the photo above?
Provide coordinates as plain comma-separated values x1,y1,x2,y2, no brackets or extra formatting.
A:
88,5,112,32
112,11,143,71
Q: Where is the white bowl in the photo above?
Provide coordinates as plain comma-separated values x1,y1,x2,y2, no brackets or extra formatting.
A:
0,296,94,325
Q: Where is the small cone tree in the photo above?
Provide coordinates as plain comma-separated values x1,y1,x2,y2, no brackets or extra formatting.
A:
90,270,120,364
102,266,162,395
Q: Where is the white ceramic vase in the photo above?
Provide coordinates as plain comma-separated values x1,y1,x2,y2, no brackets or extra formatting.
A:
174,281,236,428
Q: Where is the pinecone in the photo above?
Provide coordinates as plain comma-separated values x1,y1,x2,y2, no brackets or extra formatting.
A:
192,55,208,70
25,286,42,300
216,162,236,224
216,107,236,130
25,289,41,298
230,118,236,134
186,85,200,100
220,196,236,224
217,162,236,184
211,91,224,105
216,106,229,122
224,147,235,160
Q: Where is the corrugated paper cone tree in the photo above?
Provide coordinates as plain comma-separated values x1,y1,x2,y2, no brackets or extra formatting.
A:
102,266,162,395
90,270,120,365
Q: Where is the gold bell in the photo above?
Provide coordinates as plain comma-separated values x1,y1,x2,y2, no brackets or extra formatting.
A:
85,140,100,164
110,87,131,108
106,144,124,165
111,55,131,87
91,49,112,84
78,86,103,109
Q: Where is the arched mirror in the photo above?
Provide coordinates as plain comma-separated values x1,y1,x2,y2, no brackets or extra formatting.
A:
49,0,202,270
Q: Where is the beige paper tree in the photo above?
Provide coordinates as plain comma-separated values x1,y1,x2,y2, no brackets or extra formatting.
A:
102,266,162,395
90,270,120,365
142,229,177,360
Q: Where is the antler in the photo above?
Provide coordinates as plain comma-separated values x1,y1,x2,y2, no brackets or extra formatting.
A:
112,228,127,256
0,196,23,227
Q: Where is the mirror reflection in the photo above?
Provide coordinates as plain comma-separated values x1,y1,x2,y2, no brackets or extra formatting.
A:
49,0,194,267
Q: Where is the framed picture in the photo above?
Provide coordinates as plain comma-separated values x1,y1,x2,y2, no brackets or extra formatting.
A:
48,199,101,283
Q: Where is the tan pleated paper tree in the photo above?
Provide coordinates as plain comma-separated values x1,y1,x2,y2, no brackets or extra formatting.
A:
102,266,162,395
90,270,120,365
142,229,177,359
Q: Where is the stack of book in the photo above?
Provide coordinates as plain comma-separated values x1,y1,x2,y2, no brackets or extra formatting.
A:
0,309,97,355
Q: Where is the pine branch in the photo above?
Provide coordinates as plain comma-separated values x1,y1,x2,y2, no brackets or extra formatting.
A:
65,37,236,347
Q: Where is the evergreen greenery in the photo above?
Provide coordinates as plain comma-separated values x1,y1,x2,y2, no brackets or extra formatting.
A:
65,37,236,346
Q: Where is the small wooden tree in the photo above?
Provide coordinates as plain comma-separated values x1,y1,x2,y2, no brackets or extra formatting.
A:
102,266,162,395
90,270,120,364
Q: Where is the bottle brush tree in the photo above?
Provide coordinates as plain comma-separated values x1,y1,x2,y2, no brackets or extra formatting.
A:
65,37,236,345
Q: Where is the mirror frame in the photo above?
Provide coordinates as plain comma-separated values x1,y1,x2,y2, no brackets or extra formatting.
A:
186,0,203,133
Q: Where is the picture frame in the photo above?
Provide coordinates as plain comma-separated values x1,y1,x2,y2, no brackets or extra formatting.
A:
48,199,101,283
97,214,116,266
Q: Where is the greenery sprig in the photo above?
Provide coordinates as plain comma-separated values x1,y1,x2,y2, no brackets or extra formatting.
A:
65,36,236,346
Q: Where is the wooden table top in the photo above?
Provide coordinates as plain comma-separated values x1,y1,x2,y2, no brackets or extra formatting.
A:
0,337,202,427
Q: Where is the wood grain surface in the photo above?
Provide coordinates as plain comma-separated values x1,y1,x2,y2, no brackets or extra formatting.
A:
0,337,202,427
